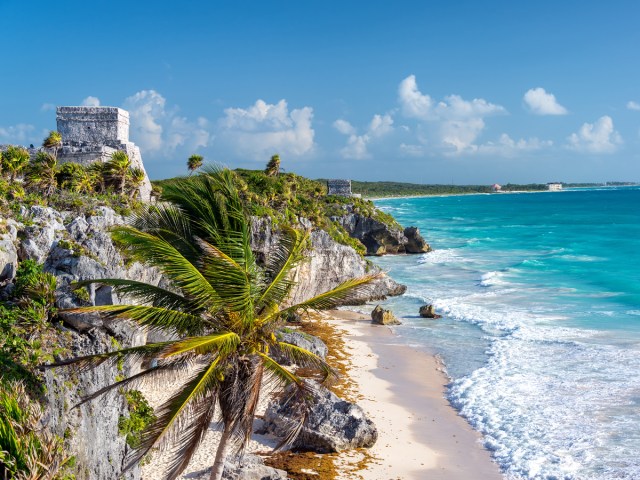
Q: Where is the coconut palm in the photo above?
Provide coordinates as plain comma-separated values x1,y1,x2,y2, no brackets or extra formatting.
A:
47,166,377,480
104,151,131,194
1,146,30,182
87,162,108,194
42,131,63,158
24,152,58,197
187,154,204,175
264,154,280,177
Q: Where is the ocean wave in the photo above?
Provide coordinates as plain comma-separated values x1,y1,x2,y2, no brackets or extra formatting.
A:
417,249,462,264
479,270,508,287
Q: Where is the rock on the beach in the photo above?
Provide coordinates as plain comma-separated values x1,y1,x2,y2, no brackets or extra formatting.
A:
0,233,18,282
419,304,442,319
272,329,328,366
371,305,401,325
223,454,288,480
261,381,377,453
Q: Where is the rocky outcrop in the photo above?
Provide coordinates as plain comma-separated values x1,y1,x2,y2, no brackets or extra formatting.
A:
223,454,288,480
251,217,406,305
260,382,377,453
0,232,17,282
371,305,401,325
419,304,442,319
332,209,430,256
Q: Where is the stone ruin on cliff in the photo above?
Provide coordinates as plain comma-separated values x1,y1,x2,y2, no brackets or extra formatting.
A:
327,179,352,197
56,106,152,200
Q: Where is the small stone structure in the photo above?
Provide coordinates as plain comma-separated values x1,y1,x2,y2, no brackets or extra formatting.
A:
327,179,359,197
56,106,152,200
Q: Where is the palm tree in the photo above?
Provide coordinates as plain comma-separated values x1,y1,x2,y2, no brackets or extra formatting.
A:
42,131,63,158
87,162,107,194
104,151,131,194
24,152,58,197
264,154,280,177
47,167,377,480
1,146,31,182
187,154,204,175
127,167,146,199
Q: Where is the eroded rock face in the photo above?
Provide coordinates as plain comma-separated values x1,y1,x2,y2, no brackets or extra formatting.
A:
250,217,406,306
419,304,441,319
333,210,431,256
0,233,17,282
371,305,402,325
261,382,377,453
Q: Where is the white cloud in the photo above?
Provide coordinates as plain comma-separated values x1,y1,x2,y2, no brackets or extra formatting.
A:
0,123,36,144
477,134,553,156
81,96,101,107
567,116,622,154
122,90,211,156
398,75,506,154
333,113,394,159
627,101,640,111
399,143,425,157
218,99,314,160
523,88,567,115
40,103,56,112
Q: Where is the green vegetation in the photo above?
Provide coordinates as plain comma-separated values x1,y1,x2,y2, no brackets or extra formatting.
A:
0,379,75,480
155,165,401,256
49,166,377,480
0,260,64,391
340,180,608,198
0,134,145,217
118,390,156,449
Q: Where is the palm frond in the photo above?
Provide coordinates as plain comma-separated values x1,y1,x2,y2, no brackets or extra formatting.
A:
260,273,381,325
256,226,308,311
160,333,240,358
42,342,172,372
61,304,206,336
72,278,194,312
271,342,337,383
122,358,222,474
110,227,220,310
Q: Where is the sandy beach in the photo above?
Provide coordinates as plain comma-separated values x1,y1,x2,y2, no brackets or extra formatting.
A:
324,310,503,480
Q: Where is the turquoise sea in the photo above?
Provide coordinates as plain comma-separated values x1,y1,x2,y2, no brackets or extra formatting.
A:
371,187,640,480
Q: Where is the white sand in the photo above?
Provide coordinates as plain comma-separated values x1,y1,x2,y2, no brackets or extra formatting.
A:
326,310,503,480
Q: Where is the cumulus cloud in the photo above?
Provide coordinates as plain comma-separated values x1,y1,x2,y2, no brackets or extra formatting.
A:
398,75,506,154
81,96,101,107
477,134,553,156
523,88,567,115
123,90,211,155
333,113,394,159
567,116,622,154
627,101,640,111
41,103,56,112
218,99,314,160
0,123,37,144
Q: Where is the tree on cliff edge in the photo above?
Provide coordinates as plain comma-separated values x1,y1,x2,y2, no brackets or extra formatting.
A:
46,166,377,480
187,154,204,175
264,154,280,176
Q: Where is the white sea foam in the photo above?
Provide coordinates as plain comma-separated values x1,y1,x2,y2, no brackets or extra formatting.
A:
416,249,462,264
479,270,508,287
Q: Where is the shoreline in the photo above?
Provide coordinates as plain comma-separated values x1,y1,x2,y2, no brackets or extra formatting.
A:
323,309,503,480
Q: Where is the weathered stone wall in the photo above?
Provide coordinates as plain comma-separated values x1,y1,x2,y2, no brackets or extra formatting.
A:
57,106,129,146
55,106,152,201
327,179,352,196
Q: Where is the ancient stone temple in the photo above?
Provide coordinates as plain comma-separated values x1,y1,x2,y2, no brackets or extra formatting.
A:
327,179,353,197
56,106,152,200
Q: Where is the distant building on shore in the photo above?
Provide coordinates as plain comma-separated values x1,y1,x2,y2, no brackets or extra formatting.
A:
327,179,361,198
547,183,563,191
491,183,502,192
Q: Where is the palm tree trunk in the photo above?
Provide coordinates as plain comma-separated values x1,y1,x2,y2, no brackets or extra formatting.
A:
209,422,232,480
120,174,126,195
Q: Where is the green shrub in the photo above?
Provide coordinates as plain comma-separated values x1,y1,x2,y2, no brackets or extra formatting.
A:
118,390,156,449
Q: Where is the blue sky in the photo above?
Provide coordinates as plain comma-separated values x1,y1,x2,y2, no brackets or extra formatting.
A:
1,0,640,183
